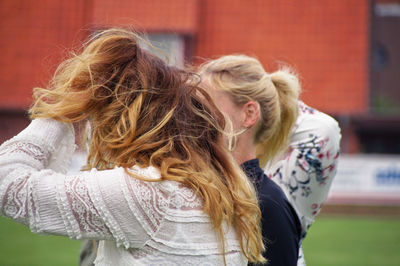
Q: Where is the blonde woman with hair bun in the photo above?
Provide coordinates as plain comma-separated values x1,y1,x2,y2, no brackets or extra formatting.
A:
265,96,341,266
198,54,302,266
0,30,266,265
198,54,341,266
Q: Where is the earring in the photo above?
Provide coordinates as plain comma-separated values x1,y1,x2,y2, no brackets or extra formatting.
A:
227,127,248,151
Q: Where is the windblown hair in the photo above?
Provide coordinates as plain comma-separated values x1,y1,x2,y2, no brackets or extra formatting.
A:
198,54,301,167
29,29,265,263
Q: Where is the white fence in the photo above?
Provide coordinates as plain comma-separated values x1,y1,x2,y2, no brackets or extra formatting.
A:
69,152,400,206
327,154,400,205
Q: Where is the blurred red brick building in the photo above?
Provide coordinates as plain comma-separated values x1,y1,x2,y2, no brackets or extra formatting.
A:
1,0,399,153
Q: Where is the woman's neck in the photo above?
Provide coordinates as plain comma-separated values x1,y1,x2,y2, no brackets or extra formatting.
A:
231,131,257,165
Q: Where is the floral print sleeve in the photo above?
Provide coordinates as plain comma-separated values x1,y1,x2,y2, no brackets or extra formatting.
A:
265,101,341,238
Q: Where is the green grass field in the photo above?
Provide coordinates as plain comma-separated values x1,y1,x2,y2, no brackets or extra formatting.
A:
0,215,399,265
0,217,81,266
302,215,400,266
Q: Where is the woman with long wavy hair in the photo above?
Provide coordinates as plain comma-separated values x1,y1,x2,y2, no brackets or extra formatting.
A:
0,29,265,265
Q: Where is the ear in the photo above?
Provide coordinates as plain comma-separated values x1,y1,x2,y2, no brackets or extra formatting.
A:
242,101,259,128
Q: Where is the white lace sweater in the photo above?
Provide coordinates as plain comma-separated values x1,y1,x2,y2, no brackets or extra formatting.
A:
0,119,247,265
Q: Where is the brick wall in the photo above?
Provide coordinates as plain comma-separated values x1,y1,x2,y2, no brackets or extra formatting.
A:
0,0,91,110
0,0,200,111
92,0,199,33
196,0,370,114
0,0,371,144
0,0,369,114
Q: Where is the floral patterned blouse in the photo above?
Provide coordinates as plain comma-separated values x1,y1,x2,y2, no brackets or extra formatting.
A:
265,101,341,239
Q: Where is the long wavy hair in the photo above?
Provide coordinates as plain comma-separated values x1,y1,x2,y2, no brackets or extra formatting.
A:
29,29,265,263
198,54,301,167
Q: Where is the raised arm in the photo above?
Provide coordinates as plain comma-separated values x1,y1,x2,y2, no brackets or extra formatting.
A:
0,119,166,248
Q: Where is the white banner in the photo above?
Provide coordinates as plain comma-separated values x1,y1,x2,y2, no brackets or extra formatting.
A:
327,154,400,205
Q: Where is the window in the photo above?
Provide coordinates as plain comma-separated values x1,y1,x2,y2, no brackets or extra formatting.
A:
140,34,185,67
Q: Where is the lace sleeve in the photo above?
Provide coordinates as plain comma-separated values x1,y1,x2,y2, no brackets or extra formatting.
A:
266,102,341,236
0,119,166,248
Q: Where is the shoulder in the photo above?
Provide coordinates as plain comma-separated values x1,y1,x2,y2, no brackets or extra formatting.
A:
83,166,178,240
257,174,302,244
87,165,203,215
86,165,165,186
81,165,174,214
257,177,286,200
256,175,292,214
296,101,341,142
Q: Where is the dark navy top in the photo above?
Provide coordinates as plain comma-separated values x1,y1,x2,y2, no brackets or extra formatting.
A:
242,159,301,266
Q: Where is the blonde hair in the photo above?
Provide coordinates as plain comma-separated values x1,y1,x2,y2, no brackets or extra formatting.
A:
198,54,301,166
29,29,265,263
